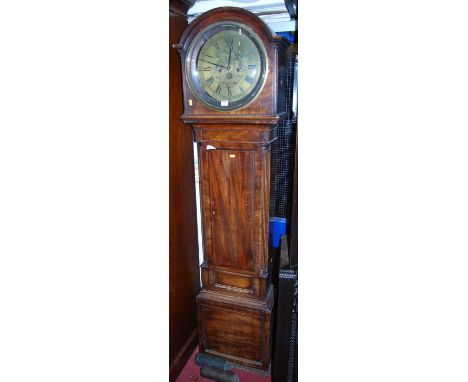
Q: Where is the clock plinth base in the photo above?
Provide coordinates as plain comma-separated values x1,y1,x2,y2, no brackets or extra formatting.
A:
196,286,274,371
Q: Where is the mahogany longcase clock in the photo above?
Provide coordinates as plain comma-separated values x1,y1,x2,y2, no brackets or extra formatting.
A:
174,7,289,371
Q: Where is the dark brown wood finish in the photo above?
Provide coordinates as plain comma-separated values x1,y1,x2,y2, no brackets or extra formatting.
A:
208,148,255,270
197,287,274,369
169,0,194,17
174,7,289,120
197,130,274,303
169,1,200,381
174,7,289,371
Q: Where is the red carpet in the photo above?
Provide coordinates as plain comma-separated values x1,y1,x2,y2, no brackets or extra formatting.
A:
175,347,271,382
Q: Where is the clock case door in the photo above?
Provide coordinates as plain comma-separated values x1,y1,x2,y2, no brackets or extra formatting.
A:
174,6,289,371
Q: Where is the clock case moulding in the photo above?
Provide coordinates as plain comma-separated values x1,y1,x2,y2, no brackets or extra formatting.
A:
173,7,289,371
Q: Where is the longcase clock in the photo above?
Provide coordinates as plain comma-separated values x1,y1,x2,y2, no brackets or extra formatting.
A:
174,7,289,371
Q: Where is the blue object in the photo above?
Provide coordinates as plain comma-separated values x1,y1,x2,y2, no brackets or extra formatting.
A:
269,217,287,248
276,31,295,44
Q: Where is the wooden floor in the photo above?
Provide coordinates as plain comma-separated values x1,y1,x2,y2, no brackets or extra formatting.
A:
175,346,272,382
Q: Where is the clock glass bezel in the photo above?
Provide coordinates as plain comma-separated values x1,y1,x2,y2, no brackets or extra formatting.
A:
185,22,268,111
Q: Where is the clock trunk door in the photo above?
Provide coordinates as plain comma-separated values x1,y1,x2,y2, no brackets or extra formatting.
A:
204,147,255,271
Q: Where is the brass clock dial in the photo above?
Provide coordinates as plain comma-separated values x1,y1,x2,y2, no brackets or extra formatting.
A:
186,22,267,111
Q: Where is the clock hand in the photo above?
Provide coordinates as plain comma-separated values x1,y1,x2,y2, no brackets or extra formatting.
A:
198,58,227,69
227,46,232,69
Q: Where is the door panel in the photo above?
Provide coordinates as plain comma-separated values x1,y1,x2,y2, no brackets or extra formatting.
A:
207,148,255,271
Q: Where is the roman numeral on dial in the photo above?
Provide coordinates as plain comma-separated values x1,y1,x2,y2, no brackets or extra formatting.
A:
225,36,233,49
202,77,214,87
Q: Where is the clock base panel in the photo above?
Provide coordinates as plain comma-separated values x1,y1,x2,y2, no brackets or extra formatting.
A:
196,286,273,370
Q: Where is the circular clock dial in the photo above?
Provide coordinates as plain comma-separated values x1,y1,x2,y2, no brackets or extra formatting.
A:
186,23,267,111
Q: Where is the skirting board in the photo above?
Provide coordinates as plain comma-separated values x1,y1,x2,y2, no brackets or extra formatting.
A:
170,328,198,382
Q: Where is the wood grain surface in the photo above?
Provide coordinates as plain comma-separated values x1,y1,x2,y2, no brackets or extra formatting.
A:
174,6,289,372
169,1,200,381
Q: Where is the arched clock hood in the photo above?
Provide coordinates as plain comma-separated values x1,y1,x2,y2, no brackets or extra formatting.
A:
173,7,289,124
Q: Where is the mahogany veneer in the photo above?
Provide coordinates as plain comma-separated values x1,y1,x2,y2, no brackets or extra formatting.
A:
174,7,289,371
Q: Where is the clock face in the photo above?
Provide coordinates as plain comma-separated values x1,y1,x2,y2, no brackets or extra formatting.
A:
186,22,267,111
